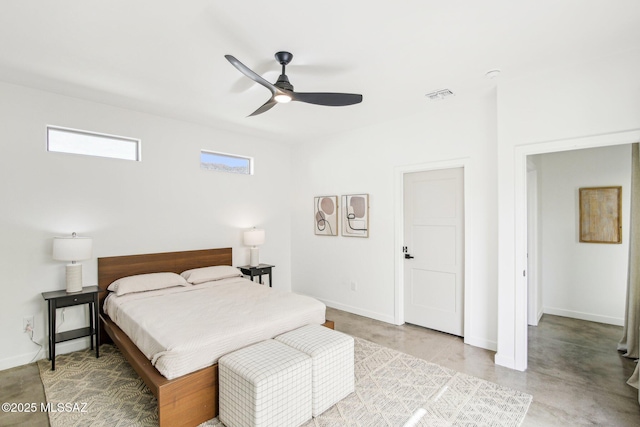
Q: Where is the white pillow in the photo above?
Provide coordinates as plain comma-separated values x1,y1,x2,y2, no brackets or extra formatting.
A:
107,272,189,296
180,265,242,285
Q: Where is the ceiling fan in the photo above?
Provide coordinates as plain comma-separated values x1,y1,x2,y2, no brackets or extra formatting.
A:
225,51,363,117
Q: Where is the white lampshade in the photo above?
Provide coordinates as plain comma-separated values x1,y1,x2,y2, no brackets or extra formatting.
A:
243,228,265,247
53,234,93,261
53,232,93,293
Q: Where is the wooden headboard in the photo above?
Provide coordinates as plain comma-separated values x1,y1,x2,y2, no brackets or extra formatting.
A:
97,247,233,310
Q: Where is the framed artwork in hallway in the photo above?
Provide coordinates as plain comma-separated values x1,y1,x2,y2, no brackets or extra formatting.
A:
579,186,622,243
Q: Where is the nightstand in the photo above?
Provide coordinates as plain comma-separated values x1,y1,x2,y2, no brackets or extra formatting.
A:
238,264,275,287
41,286,100,370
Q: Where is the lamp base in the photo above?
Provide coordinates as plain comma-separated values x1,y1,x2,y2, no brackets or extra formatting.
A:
65,263,83,293
249,247,260,267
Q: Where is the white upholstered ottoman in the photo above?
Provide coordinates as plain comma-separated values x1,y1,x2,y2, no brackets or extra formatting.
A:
275,324,354,417
218,339,312,427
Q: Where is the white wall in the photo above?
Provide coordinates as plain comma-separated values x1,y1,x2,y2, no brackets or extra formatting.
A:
496,49,640,370
0,82,293,370
537,145,631,325
291,91,500,350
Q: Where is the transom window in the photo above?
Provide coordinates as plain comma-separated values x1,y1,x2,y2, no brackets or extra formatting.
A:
47,126,140,161
200,150,253,175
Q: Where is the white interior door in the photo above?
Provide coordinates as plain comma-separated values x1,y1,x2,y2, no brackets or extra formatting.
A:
403,168,464,336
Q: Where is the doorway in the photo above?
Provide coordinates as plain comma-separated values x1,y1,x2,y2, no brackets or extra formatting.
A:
502,129,640,371
403,168,464,336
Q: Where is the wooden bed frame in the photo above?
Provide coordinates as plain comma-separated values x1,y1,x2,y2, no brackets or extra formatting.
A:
97,247,334,427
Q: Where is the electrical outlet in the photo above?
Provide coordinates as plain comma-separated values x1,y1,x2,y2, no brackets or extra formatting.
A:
350,281,357,291
23,316,34,333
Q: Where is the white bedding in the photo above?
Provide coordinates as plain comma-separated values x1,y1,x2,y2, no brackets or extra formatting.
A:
104,276,326,379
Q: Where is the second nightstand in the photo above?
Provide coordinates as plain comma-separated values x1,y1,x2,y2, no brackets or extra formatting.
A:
238,264,275,287
41,286,100,370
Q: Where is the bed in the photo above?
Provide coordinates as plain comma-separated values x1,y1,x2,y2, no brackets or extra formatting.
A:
98,247,333,427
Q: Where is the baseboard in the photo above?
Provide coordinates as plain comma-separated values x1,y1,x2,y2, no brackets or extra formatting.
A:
315,297,396,324
0,338,91,371
528,309,544,326
543,307,624,326
0,351,42,372
319,298,497,352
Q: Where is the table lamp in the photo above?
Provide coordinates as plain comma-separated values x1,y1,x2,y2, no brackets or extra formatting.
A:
244,228,265,267
53,232,93,293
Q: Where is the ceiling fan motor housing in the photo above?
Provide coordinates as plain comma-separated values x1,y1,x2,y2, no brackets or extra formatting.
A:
275,74,294,91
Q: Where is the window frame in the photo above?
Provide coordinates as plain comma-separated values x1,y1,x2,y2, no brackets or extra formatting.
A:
200,149,254,175
46,125,141,161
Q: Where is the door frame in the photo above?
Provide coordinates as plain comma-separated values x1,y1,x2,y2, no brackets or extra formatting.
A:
526,161,541,326
394,157,472,344
499,128,640,371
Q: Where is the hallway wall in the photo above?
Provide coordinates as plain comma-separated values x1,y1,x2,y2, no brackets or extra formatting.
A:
537,144,632,325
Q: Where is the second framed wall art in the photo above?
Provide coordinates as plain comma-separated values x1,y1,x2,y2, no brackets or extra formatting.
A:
342,193,369,237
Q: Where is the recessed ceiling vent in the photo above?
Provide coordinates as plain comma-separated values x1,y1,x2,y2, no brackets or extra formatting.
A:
425,89,454,101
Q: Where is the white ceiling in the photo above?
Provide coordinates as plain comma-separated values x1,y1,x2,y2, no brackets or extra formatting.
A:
1,1,639,143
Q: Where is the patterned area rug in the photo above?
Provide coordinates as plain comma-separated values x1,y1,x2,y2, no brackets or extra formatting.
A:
38,345,157,426
38,338,531,427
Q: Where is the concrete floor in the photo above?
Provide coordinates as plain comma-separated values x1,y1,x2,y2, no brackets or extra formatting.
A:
1,309,638,426
328,308,640,426
0,363,48,427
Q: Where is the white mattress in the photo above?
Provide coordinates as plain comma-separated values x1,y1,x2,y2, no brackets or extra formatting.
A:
104,277,326,380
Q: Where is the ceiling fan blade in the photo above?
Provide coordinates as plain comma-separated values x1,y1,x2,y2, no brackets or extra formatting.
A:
225,55,277,95
291,92,363,107
248,98,278,117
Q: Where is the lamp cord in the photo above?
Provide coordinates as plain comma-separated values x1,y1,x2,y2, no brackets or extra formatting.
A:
56,308,65,333
26,325,44,363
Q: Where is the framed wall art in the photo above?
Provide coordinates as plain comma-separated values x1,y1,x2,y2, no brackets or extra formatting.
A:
342,193,369,237
314,195,338,236
579,186,622,243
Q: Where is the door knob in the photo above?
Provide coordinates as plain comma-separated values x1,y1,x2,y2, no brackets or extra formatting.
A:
404,253,414,259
